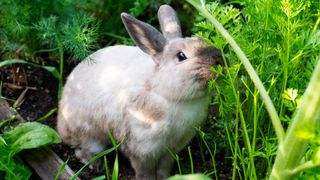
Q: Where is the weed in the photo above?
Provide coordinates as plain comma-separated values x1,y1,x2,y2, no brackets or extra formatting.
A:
0,122,61,179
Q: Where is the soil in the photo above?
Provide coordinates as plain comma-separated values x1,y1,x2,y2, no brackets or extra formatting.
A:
0,62,232,180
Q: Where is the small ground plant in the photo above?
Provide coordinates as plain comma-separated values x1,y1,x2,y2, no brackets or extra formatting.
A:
0,122,61,179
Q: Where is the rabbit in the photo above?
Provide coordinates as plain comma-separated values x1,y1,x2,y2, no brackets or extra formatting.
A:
57,4,223,180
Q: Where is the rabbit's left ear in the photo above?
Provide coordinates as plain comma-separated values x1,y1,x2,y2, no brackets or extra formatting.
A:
121,13,166,57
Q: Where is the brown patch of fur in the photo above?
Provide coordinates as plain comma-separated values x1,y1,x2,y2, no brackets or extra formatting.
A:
130,90,164,124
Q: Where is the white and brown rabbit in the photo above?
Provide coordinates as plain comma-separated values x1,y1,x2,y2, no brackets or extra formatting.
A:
57,4,223,180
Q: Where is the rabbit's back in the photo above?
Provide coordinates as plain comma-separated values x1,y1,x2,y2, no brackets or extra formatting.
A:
63,45,154,107
58,45,155,144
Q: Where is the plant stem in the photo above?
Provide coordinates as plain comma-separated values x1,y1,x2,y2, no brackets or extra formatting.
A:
187,0,285,144
312,13,320,33
239,102,257,179
280,11,292,117
290,160,320,176
56,36,64,100
187,146,194,174
176,154,182,175
270,59,320,179
252,93,258,152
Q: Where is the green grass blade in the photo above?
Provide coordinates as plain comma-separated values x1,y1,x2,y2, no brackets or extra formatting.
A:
104,156,110,180
71,145,120,180
0,115,17,128
187,146,194,174
36,108,57,122
71,134,125,180
107,131,120,180
92,175,106,180
0,59,60,80
112,153,119,180
54,159,69,180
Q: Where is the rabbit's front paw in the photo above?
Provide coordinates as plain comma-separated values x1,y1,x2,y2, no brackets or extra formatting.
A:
75,148,103,172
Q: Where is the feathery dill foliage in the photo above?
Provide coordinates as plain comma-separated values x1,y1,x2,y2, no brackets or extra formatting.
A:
61,16,100,60
194,0,320,178
0,0,99,61
0,0,172,61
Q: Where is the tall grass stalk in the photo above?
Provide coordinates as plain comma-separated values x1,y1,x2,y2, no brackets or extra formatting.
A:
219,51,242,179
187,146,194,174
270,59,320,179
107,132,120,180
104,156,110,180
57,36,64,100
196,128,218,179
175,154,182,175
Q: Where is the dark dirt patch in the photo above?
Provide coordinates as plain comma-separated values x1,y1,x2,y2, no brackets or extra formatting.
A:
0,63,232,179
1,64,135,179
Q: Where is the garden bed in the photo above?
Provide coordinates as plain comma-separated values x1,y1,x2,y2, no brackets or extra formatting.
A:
0,64,135,179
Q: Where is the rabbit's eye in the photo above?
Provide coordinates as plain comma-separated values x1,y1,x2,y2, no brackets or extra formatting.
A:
177,52,187,61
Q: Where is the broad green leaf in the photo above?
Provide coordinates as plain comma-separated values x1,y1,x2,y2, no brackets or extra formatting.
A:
3,122,61,154
168,174,212,180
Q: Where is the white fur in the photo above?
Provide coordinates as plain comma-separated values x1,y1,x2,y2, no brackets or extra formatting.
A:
59,44,208,149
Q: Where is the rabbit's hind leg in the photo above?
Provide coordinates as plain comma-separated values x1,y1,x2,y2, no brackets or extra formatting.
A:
156,154,174,180
57,111,105,171
128,155,156,180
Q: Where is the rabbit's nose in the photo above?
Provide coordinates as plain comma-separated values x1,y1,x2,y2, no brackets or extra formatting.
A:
213,60,223,67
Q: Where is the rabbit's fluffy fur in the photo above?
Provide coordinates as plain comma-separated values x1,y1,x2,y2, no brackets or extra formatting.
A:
57,5,222,180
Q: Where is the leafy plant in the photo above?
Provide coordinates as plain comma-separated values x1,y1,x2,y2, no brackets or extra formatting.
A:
0,122,61,180
168,173,211,180
184,0,320,179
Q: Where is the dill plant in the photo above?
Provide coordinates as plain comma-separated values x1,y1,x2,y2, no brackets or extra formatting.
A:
186,0,320,179
0,0,173,99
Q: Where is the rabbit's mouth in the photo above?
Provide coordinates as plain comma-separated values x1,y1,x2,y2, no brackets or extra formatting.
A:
194,69,214,88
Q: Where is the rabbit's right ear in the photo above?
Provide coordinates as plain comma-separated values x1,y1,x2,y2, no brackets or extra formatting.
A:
121,13,166,58
158,5,182,40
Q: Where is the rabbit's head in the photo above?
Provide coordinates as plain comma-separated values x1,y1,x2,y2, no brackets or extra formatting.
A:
121,5,223,100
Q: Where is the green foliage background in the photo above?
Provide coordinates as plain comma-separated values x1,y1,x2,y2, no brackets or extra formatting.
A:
196,0,320,179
